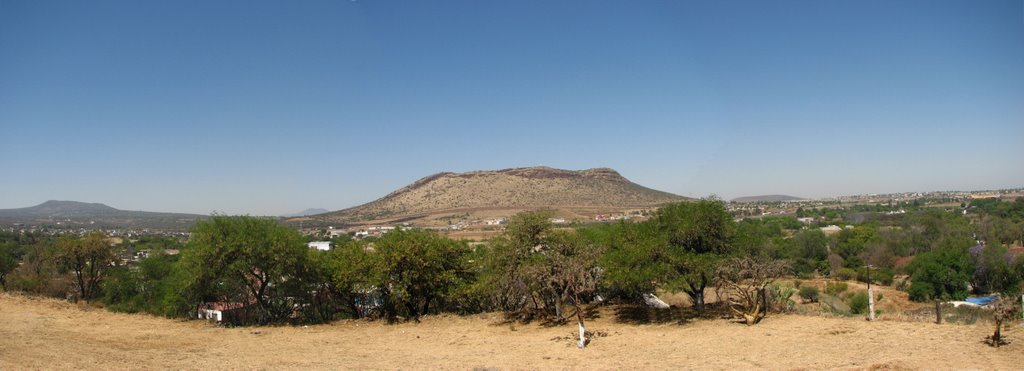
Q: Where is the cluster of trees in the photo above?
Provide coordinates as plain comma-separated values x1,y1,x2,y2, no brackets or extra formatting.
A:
1,231,77,298
3,197,1024,330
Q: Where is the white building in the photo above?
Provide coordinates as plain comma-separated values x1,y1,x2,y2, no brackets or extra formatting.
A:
820,225,842,234
197,302,245,323
308,241,334,251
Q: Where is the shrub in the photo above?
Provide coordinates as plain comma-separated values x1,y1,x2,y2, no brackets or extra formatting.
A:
798,286,819,303
848,291,869,314
875,269,895,286
907,280,935,302
858,268,895,286
825,282,848,295
837,268,858,281
793,279,803,289
371,228,473,322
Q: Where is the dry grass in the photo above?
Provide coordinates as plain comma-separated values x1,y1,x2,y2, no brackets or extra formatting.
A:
3,291,1023,369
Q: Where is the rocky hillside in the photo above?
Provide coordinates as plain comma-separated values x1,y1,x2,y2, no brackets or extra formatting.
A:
316,167,685,224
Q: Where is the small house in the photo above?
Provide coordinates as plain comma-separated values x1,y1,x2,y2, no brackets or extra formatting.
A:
197,302,248,324
308,241,334,251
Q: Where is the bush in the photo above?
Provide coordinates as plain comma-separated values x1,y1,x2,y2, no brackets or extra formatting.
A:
825,282,848,295
372,229,473,322
907,280,935,302
793,279,803,289
874,270,895,286
836,268,858,281
798,286,819,303
848,291,869,314
858,268,895,286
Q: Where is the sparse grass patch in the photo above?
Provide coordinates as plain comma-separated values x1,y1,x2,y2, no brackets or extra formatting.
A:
942,304,990,325
825,282,848,296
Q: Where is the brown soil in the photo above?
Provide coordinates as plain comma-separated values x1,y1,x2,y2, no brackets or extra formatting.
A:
1,292,1021,370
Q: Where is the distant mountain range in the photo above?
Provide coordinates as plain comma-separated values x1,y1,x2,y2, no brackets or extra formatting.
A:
730,195,805,203
305,166,686,226
281,208,329,217
0,200,206,230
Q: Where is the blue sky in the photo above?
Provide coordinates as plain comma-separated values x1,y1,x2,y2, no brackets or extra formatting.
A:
1,0,1022,215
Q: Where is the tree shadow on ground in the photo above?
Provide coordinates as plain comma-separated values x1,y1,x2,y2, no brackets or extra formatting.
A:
613,302,732,325
489,305,603,328
536,305,602,327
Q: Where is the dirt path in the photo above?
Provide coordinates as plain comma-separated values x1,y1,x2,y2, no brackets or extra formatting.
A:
1,292,1021,369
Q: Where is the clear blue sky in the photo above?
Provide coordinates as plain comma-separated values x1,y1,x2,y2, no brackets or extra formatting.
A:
2,0,1022,215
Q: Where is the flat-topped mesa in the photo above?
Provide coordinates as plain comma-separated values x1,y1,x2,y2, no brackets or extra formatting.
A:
402,167,627,194
320,166,686,224
493,166,627,182
576,167,628,182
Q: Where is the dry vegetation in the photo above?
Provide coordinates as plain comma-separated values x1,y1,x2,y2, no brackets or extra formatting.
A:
3,289,1022,370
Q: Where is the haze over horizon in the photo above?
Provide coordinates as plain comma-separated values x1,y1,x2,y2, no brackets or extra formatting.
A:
2,1,1022,215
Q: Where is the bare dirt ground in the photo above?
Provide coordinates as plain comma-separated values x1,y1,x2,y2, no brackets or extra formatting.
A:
2,292,1022,370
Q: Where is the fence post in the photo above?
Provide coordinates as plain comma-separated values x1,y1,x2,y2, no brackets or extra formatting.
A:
867,286,875,321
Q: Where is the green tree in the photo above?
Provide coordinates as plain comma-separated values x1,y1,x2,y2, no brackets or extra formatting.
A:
101,266,144,312
971,243,1021,295
0,242,16,288
101,252,181,314
5,241,59,295
322,239,373,320
371,228,472,322
834,225,880,267
478,210,555,317
792,229,829,261
598,221,668,299
55,232,115,301
733,218,784,257
655,199,734,311
178,216,310,324
539,230,604,347
785,229,830,276
907,244,974,301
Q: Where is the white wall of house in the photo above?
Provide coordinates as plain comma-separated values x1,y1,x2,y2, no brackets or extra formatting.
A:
198,308,223,322
308,241,333,251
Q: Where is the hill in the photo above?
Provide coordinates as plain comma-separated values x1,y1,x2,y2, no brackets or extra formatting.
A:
311,166,685,226
731,194,805,203
0,200,206,230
